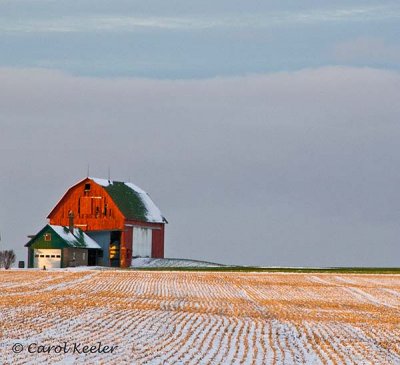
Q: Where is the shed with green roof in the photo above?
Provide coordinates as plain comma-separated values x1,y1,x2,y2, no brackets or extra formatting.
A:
25,224,101,268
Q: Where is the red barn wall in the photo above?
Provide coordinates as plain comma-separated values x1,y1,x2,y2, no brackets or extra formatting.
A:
152,225,165,258
121,226,133,268
48,179,125,231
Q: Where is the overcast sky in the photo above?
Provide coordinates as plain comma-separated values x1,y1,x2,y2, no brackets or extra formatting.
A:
0,1,399,266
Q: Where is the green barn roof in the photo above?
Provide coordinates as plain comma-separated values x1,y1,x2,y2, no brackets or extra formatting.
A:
90,178,167,223
25,225,101,249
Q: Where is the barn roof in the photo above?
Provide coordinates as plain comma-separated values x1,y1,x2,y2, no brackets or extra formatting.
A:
50,225,101,249
25,225,101,249
89,177,167,223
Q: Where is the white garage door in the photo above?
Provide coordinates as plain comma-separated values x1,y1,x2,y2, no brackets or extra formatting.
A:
34,249,62,269
133,227,152,257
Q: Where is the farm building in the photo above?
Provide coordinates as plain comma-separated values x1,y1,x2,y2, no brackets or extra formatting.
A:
25,224,101,269
26,177,167,268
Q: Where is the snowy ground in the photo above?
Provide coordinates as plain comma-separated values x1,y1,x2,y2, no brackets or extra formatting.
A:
131,257,225,268
0,271,399,364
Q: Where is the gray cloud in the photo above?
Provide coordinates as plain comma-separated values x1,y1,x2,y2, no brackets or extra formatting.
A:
1,6,399,34
1,66,400,266
1,1,399,78
333,37,400,65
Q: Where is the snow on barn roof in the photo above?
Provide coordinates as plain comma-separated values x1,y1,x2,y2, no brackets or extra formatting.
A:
89,177,167,224
49,225,101,249
25,225,102,249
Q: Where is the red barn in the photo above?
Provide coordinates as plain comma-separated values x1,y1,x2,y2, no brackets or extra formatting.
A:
47,177,167,268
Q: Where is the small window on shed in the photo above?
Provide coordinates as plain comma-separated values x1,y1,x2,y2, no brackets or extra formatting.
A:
45,255,50,258
82,252,86,260
56,255,61,258
51,255,55,258
44,233,51,241
85,183,91,191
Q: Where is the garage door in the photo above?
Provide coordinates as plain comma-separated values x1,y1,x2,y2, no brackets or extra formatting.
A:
133,227,152,257
34,249,62,269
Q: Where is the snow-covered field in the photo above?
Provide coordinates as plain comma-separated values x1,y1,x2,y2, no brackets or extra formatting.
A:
0,270,399,364
131,257,224,268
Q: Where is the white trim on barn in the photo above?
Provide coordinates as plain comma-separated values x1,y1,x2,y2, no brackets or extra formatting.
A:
125,224,161,230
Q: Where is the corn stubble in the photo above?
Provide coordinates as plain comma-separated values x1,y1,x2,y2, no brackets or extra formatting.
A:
0,270,399,364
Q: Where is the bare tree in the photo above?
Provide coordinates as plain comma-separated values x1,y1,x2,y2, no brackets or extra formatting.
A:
0,250,16,269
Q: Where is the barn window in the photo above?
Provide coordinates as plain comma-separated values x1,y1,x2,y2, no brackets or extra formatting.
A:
85,183,91,191
56,255,61,258
51,255,55,258
40,255,44,257
45,255,50,258
34,254,39,258
44,233,51,241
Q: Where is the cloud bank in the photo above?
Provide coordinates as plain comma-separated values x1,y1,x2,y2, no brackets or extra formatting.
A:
1,66,399,266
0,5,399,33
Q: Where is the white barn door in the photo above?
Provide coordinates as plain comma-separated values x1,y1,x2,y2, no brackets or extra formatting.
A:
34,249,62,269
133,227,152,257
